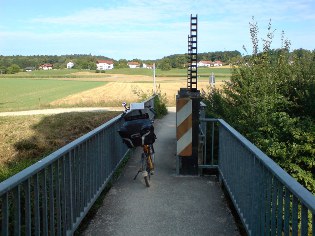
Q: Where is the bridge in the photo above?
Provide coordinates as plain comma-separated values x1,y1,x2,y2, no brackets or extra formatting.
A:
0,96,314,235
81,108,239,235
1,14,315,236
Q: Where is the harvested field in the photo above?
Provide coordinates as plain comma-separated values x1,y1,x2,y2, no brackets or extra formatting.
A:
50,75,225,106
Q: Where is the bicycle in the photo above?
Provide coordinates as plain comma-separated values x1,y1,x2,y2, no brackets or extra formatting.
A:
118,102,156,187
134,143,155,187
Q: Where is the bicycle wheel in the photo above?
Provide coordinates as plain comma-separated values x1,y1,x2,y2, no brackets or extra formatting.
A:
142,170,150,187
144,175,150,187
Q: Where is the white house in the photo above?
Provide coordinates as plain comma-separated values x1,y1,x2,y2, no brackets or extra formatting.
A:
67,61,74,69
127,61,140,69
39,63,53,70
213,60,223,67
25,67,35,72
143,63,153,69
96,60,114,70
197,60,212,67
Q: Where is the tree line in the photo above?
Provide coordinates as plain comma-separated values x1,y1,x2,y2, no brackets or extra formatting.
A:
0,54,111,73
0,51,242,74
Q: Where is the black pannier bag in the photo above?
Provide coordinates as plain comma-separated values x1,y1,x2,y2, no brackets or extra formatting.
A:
118,112,156,148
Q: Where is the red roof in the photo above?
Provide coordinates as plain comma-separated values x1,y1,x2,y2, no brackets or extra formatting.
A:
40,63,53,67
97,60,113,64
127,62,140,65
199,61,212,64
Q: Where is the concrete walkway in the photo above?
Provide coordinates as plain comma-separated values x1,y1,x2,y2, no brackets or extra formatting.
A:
81,109,240,236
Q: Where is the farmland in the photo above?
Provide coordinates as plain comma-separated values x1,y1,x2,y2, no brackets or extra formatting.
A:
0,66,231,181
0,67,231,111
0,79,107,112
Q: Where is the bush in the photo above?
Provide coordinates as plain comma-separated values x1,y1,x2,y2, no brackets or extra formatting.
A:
202,18,315,194
153,94,167,118
132,84,168,118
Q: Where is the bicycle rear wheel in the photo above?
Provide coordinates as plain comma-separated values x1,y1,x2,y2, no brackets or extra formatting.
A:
144,175,150,187
142,170,150,187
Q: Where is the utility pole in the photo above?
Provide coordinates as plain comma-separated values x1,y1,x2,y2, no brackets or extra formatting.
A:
153,63,156,94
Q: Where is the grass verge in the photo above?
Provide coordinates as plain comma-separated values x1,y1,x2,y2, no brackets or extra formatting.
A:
0,111,120,182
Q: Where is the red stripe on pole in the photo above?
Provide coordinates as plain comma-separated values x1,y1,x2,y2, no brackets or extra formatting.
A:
177,114,192,140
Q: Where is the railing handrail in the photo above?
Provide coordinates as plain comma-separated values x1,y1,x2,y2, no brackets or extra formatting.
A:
0,96,156,195
0,114,121,195
0,95,157,236
201,117,315,213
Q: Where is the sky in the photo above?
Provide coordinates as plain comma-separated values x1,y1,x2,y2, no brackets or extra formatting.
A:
0,0,314,60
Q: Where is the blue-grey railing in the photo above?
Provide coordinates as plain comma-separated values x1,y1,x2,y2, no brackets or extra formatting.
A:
200,118,315,236
0,97,155,236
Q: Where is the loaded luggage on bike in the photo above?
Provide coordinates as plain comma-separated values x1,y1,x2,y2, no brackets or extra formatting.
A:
118,111,156,148
118,102,156,187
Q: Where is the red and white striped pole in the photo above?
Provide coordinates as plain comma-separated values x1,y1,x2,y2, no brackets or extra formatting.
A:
176,98,192,156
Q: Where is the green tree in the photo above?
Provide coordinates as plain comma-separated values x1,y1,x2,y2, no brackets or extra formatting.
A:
158,58,171,70
6,64,21,74
203,18,315,193
114,59,128,68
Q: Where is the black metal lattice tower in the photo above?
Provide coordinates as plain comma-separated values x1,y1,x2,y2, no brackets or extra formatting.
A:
187,14,198,92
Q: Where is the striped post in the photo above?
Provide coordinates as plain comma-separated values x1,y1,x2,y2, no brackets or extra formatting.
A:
176,98,192,156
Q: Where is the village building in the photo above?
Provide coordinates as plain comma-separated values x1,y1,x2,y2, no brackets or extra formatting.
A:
96,60,114,70
197,60,223,67
127,61,140,69
39,63,53,70
25,67,35,72
213,60,223,66
67,61,74,69
143,63,153,69
197,60,212,67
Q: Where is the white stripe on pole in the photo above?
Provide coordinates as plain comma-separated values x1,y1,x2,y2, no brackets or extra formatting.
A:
177,127,192,154
176,99,192,125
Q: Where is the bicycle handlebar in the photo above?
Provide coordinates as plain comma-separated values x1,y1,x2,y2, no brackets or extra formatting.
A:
121,102,156,120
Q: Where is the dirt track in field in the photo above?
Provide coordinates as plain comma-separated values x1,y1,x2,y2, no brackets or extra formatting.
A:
50,74,224,106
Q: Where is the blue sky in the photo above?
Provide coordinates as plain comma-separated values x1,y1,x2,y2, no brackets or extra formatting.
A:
0,0,314,60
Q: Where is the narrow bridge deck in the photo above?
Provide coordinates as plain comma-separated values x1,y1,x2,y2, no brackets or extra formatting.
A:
82,109,240,236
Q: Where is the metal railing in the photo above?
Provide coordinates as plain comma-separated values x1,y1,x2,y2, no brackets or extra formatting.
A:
0,97,155,236
200,118,315,236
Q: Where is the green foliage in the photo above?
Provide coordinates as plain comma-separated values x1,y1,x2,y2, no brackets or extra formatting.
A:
6,64,21,74
158,58,172,71
203,18,315,194
114,59,129,69
198,50,242,63
153,90,168,118
132,84,168,118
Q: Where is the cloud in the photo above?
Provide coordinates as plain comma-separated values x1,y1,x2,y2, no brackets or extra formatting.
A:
1,0,314,57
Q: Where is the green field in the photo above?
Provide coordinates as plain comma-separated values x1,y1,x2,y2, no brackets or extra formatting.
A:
0,67,231,111
0,79,106,112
